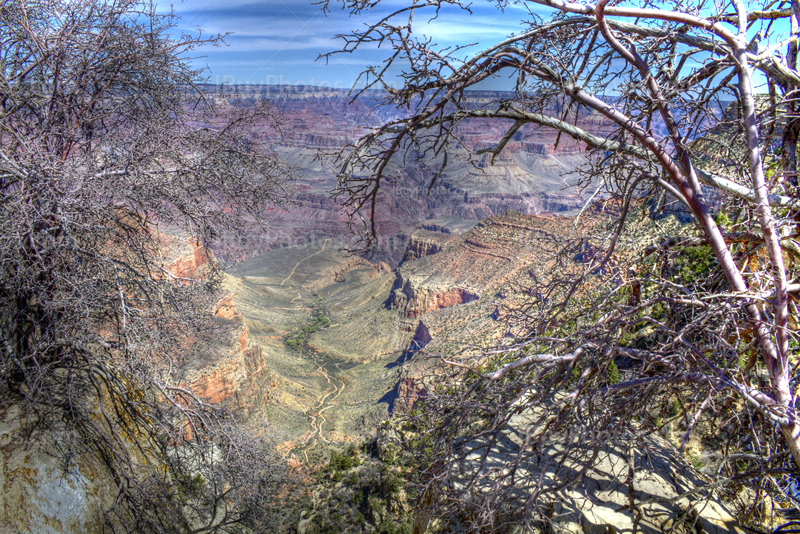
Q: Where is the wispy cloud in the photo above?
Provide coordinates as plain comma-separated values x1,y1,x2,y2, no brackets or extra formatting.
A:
172,0,536,86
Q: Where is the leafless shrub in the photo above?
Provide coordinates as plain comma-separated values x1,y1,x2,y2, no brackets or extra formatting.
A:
327,0,800,530
0,0,292,530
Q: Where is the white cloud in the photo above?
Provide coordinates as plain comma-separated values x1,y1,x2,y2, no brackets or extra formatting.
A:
169,0,530,88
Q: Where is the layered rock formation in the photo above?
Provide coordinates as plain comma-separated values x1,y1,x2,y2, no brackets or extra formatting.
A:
382,210,592,417
184,292,279,416
387,211,579,323
402,231,446,263
158,238,281,418
203,85,610,266
175,211,600,443
388,270,480,318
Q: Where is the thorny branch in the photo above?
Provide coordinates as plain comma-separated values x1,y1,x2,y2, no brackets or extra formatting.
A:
326,0,800,530
0,1,292,531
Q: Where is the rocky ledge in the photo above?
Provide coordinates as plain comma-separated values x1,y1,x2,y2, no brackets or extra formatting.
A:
184,291,279,418
387,269,480,318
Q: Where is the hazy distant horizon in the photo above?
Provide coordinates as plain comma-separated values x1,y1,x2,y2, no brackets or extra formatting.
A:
174,0,777,95
173,0,547,91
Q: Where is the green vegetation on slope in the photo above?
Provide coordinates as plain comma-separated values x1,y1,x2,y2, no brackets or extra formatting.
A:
298,442,413,534
287,292,331,350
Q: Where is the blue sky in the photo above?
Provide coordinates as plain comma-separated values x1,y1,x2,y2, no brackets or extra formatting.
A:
170,0,786,92
171,0,543,89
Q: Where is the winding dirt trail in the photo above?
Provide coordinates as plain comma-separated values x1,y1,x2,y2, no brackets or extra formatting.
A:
280,241,353,462
281,240,329,287
294,350,346,460
315,360,347,440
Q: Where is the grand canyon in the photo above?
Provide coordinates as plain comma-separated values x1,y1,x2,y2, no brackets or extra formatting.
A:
191,85,602,444
7,2,800,532
170,86,745,533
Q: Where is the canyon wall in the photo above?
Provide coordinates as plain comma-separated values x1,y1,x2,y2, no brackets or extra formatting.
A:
185,294,279,416
0,239,283,533
388,269,480,318
204,85,611,266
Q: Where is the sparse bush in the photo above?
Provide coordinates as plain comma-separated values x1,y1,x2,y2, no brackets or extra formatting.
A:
328,0,800,528
606,358,620,386
286,292,331,350
0,0,292,530
301,449,412,534
669,399,682,418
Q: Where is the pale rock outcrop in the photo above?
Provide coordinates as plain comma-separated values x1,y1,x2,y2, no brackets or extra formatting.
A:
388,270,479,318
0,405,116,533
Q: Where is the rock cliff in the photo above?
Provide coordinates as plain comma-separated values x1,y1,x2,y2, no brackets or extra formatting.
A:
182,285,280,418
0,235,280,533
402,231,446,263
0,406,117,534
164,237,213,279
387,269,480,318
202,85,610,266
158,239,281,418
